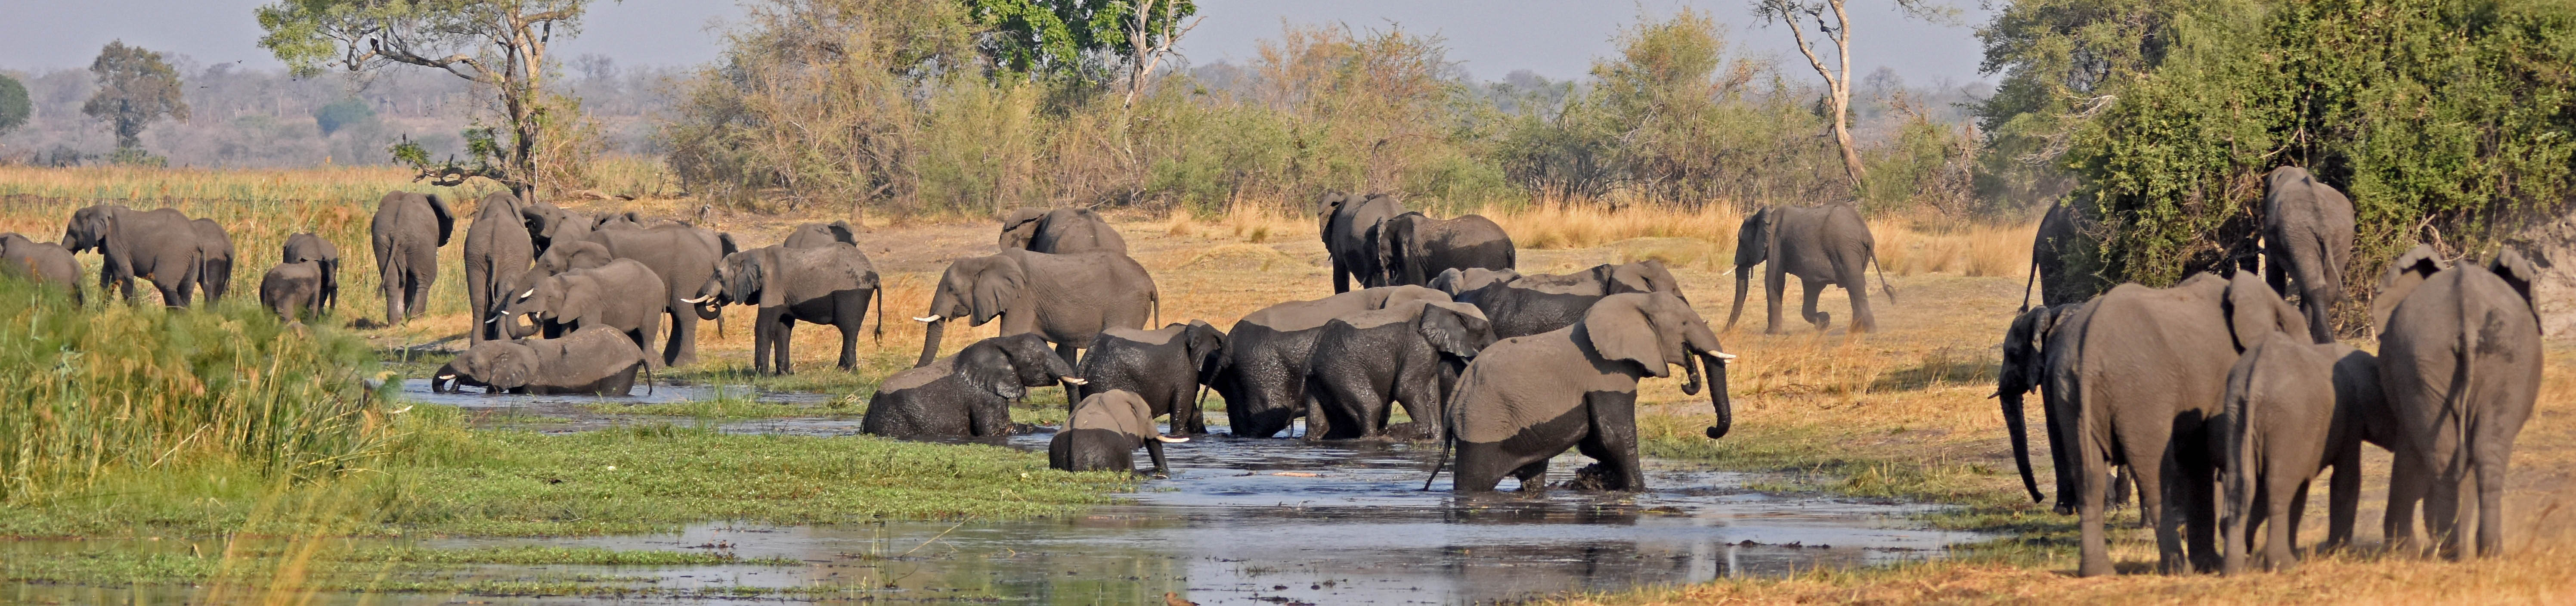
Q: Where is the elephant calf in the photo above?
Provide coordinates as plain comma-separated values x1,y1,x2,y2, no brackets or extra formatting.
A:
1051,389,1188,475
280,233,340,311
1214,285,1451,438
432,325,653,395
501,259,669,367
0,232,82,304
259,261,327,322
1377,211,1514,288
2216,332,2388,574
863,334,1082,438
1076,320,1226,435
1303,300,1495,441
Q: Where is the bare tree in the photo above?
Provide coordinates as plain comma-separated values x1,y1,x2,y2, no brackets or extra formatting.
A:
1122,0,1204,108
1752,0,1954,191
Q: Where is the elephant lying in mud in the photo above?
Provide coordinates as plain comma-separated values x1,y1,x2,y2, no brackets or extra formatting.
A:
1052,389,1188,475
1443,292,1733,493
433,325,653,395
865,334,1083,438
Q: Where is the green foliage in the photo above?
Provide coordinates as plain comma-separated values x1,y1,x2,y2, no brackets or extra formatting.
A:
311,98,376,136
963,0,1196,82
82,41,191,152
1969,0,2186,216
0,73,29,137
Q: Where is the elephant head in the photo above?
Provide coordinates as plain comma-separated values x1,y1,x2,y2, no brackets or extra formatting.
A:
1607,260,1685,301
1418,301,1497,360
1579,292,1737,439
62,204,126,255
499,273,592,339
1375,212,1427,286
999,208,1050,249
1315,192,1352,242
696,246,785,314
1995,304,2077,504
2218,270,2309,352
956,333,1081,400
1180,320,1229,387
914,253,1027,367
2372,244,2541,334
1725,207,1778,330
786,221,860,249
433,340,541,393
508,240,614,305
520,203,593,254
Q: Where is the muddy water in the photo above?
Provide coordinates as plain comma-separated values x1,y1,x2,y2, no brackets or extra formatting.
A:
14,384,1985,604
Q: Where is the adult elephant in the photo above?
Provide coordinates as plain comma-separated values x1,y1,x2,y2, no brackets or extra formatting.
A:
910,249,1158,378
1319,193,1405,293
575,222,729,366
431,325,653,396
2261,166,2356,344
64,204,207,307
2026,271,2307,577
692,243,885,374
1446,292,1734,492
464,193,536,343
1212,285,1450,438
1076,320,1227,435
1303,299,1495,441
2019,202,2093,311
1447,261,1686,339
189,218,235,302
1377,211,1515,287
520,202,593,256
2371,245,2543,559
281,233,340,311
369,192,455,324
864,334,1082,438
500,259,670,368
1725,204,1894,334
0,233,83,303
1000,208,1126,255
784,221,859,249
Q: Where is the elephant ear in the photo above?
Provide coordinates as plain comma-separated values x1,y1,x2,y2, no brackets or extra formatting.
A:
2489,249,2541,321
827,221,858,245
718,232,741,257
969,256,1026,324
955,341,1026,399
490,343,538,390
556,277,599,326
755,249,788,308
1185,320,1226,378
1316,192,1347,239
2222,271,2305,351
1581,295,1670,377
1732,208,1770,268
1418,302,1493,358
425,193,456,247
2373,244,2447,331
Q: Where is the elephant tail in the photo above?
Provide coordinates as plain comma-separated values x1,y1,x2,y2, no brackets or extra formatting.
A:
871,281,886,345
2020,251,2040,314
1869,243,1897,305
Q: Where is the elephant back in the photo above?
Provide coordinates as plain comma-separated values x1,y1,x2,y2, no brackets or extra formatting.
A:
1068,390,1157,437
880,357,959,392
1450,332,1615,444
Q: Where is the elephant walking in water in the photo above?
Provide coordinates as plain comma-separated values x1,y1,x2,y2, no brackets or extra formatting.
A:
2371,245,2544,559
1444,293,1733,492
369,192,455,323
1726,204,1894,334
2260,166,2356,343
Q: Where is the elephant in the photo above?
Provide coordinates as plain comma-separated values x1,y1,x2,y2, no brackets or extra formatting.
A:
259,261,327,321
910,248,1158,387
430,324,653,395
1994,302,2085,510
2260,166,2357,343
1725,204,1894,334
520,202,593,255
1445,292,1734,492
2022,270,2308,577
1051,389,1189,475
464,193,536,343
1319,192,1406,293
1212,285,1451,438
65,205,214,307
1447,261,1686,339
862,333,1084,438
2370,245,2543,559
368,192,455,323
1303,299,1495,441
1376,211,1515,287
999,208,1126,255
0,233,83,303
784,221,860,249
691,243,885,374
2019,202,2095,311
2215,332,2389,574
1074,320,1226,435
566,222,728,366
280,233,340,311
189,218,235,302
1428,267,1523,295
499,259,669,369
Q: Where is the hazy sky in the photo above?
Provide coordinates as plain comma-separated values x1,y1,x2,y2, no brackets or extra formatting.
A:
0,0,1992,85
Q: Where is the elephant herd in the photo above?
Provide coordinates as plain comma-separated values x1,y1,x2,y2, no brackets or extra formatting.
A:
1996,167,2544,576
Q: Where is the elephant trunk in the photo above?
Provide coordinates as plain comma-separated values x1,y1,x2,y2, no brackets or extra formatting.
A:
914,318,946,367
1680,348,1704,396
1999,390,2043,504
1725,269,1752,331
1701,351,1732,439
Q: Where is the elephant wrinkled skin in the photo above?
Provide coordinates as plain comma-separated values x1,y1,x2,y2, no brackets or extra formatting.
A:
865,334,1081,438
2371,245,2544,559
369,192,455,323
1446,292,1732,492
1051,389,1189,475
1076,320,1226,435
501,259,670,369
1213,286,1451,438
1302,300,1495,441
432,325,653,395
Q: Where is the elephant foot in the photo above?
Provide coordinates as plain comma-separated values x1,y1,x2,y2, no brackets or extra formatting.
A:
1811,312,1831,331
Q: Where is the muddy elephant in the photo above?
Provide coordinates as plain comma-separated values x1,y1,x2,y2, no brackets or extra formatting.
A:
431,325,652,395
567,223,728,366
280,233,340,311
2029,271,2307,576
1447,261,1686,339
1,233,83,304
2260,166,2356,343
259,261,327,321
1303,299,1495,441
911,249,1158,388
500,259,669,369
1726,204,1893,334
1446,292,1733,492
1320,193,1406,293
1377,212,1515,287
65,205,210,307
2371,245,2543,559
1075,320,1226,435
1000,208,1126,255
784,221,860,249
465,193,536,343
693,243,885,374
2216,332,2389,574
189,219,235,302
2019,202,2096,311
863,334,1082,438
520,202,593,256
369,192,455,323
1212,285,1451,438
1052,389,1189,475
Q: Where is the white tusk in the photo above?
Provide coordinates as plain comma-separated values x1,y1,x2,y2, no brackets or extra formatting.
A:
1153,435,1189,443
435,374,455,381
484,315,499,323
913,314,943,323
1060,377,1089,385
1711,351,1738,360
520,287,536,298
681,294,713,303
1720,268,1735,276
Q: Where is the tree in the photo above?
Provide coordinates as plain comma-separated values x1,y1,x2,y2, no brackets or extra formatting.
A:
81,41,190,154
1752,0,1951,191
0,74,28,139
963,0,1199,99
257,0,593,196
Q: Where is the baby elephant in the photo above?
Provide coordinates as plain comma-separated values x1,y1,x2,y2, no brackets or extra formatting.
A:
1051,389,1189,475
431,325,653,395
1304,300,1496,441
501,259,668,367
2217,332,2389,574
259,261,328,321
862,334,1082,438
1075,320,1226,435
0,232,83,303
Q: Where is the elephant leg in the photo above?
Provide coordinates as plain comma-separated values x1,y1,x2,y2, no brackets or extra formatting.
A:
1839,260,1875,333
2152,457,2192,574
1510,460,1550,492
2264,248,2288,304
2473,447,2512,559
2384,451,2428,556
466,264,489,342
1144,438,1170,475
1300,375,1334,441
2427,467,2466,559
1450,441,1517,492
836,322,860,371
2274,479,2308,571
2221,466,2255,575
2323,441,2362,551
2183,457,2223,573
666,304,701,367
1331,257,1351,294
2077,456,2115,577
1763,267,1788,335
1799,279,1830,331
772,317,797,375
1581,392,1644,490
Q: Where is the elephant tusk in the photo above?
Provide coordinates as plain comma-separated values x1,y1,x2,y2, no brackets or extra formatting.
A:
1720,268,1735,276
1153,434,1189,443
1061,377,1089,385
520,287,536,298
913,314,943,323
681,294,714,304
435,374,455,381
483,315,500,323
1710,351,1738,360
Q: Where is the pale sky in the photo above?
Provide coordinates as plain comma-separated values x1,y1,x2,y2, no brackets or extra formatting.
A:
0,0,1992,85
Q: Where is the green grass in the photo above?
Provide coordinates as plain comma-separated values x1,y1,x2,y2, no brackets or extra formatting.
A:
588,395,858,419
